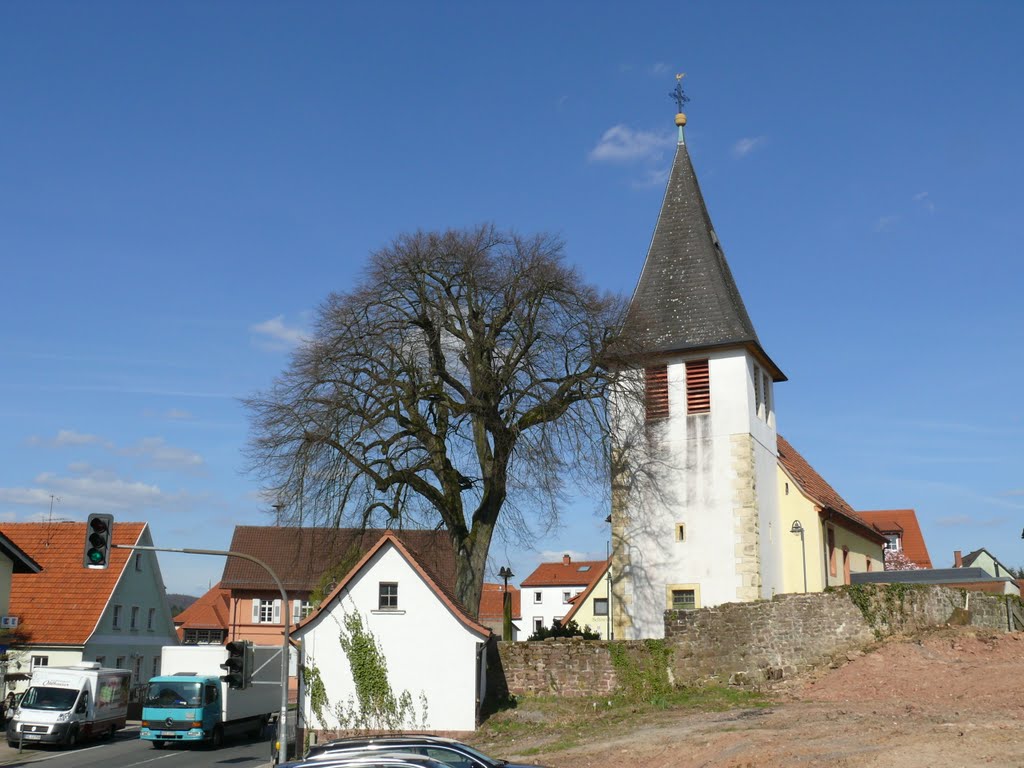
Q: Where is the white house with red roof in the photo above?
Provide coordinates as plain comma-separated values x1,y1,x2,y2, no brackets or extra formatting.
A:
520,554,608,637
1,521,178,694
293,531,490,735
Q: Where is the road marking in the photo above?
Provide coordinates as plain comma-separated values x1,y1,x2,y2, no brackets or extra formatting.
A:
118,753,183,767
3,743,107,764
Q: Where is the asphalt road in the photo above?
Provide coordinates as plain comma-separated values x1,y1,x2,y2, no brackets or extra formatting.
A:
0,725,275,768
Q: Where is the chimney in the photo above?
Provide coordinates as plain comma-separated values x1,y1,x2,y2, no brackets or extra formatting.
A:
562,554,571,565
953,550,962,568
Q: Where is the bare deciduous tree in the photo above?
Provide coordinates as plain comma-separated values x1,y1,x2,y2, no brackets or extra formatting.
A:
245,225,628,615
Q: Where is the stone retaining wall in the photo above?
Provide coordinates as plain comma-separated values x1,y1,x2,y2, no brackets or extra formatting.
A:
493,586,1018,697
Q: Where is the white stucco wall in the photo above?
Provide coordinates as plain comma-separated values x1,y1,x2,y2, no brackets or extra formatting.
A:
611,348,780,639
521,584,585,635
297,543,487,733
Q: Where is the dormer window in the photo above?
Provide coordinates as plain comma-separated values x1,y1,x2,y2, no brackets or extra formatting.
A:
884,535,901,552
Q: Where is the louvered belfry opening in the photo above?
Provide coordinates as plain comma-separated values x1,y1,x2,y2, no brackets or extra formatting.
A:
644,365,669,421
685,359,710,414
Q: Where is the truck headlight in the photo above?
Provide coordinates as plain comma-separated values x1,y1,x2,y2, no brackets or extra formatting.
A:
56,712,71,722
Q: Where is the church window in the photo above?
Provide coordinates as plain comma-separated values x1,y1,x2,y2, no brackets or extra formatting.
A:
762,369,772,422
753,363,764,417
675,523,686,542
670,589,696,611
686,360,710,414
828,528,837,577
644,365,669,420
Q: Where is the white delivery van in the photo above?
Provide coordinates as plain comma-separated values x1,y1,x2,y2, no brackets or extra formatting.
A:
6,663,130,748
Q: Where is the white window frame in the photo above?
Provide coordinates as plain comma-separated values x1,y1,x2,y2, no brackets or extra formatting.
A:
593,598,609,616
533,591,542,604
378,582,399,611
562,590,572,604
253,598,280,624
30,655,48,669
532,617,543,634
292,599,313,624
884,535,901,552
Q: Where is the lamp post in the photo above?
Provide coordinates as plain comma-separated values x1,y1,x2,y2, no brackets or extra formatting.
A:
790,521,807,593
498,566,514,641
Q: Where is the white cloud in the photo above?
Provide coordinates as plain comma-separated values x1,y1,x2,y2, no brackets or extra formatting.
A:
733,136,767,158
873,215,899,233
164,409,194,421
913,191,936,213
121,437,205,472
650,62,669,76
631,167,670,189
0,469,166,514
27,429,109,448
251,315,307,350
589,125,674,164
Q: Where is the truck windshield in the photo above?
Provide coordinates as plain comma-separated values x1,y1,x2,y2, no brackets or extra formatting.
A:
20,687,79,712
144,681,203,708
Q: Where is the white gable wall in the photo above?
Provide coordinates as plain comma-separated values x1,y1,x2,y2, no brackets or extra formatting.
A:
611,348,781,639
298,543,486,733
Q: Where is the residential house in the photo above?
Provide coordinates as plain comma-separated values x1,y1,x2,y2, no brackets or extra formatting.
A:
1,521,178,693
857,510,933,569
852,567,1020,597
520,555,606,636
955,548,1017,580
477,583,521,641
559,559,612,638
777,435,886,591
173,581,231,644
294,531,490,735
608,99,787,639
217,525,458,698
0,532,41,621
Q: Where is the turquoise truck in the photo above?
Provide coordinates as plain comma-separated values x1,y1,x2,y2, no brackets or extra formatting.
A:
140,645,280,748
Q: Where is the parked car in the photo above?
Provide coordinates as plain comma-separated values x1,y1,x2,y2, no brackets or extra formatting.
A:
290,735,547,768
281,755,451,768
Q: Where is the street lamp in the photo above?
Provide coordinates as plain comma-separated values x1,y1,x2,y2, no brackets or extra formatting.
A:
790,520,808,594
498,566,514,641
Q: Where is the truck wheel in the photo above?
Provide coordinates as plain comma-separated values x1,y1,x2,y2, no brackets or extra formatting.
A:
7,741,16,749
106,724,117,741
211,725,224,748
64,727,78,748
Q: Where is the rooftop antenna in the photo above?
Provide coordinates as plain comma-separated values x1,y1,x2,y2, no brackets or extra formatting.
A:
44,494,62,546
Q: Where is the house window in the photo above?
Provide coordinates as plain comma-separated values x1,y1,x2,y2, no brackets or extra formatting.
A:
686,360,710,414
292,600,314,623
884,535,901,552
115,656,126,670
675,523,686,542
562,591,572,604
533,617,543,634
152,657,161,678
95,656,106,667
671,589,696,612
132,656,143,685
645,365,669,420
184,628,225,645
533,591,542,604
594,598,609,616
378,582,398,611
252,599,281,624
828,528,837,577
762,369,772,422
112,604,123,630
30,656,48,669
135,553,143,571
130,606,140,630
147,608,156,631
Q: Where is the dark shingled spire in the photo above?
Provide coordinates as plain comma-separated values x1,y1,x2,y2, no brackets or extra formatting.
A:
620,124,785,380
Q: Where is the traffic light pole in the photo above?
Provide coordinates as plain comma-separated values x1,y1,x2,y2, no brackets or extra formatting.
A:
113,544,290,765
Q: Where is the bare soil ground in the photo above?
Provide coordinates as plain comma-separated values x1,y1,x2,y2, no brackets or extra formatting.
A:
473,627,1024,768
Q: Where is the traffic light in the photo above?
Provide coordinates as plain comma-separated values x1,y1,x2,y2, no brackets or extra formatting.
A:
83,514,114,569
220,640,252,689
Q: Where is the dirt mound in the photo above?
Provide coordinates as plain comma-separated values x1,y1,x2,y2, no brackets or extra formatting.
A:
507,627,1024,768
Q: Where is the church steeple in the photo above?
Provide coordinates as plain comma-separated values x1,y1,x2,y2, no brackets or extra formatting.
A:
620,78,785,381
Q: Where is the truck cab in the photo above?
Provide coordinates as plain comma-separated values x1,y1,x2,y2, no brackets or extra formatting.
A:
140,675,223,747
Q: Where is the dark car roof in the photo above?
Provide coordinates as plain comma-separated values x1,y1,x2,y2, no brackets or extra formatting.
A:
282,754,450,768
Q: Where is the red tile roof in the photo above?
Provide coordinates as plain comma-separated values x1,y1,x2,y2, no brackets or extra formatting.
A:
857,510,933,569
777,435,886,545
3,521,147,645
478,583,521,621
173,581,231,637
521,557,608,588
220,526,456,596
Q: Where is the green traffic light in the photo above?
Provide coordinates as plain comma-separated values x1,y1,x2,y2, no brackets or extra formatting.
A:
87,549,105,564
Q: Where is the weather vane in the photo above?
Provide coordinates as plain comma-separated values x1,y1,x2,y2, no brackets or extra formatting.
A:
670,73,690,113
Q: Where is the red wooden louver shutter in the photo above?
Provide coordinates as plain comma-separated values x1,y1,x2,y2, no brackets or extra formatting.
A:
645,365,669,420
686,360,710,414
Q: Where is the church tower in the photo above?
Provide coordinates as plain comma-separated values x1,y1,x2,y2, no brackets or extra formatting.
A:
610,80,786,639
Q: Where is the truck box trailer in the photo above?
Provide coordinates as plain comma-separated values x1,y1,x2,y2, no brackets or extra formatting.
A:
6,663,130,748
140,644,281,748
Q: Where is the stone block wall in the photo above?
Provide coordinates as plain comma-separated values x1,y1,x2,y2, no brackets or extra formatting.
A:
492,586,1019,698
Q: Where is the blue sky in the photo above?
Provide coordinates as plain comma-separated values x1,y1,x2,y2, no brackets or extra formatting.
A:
2,2,1022,597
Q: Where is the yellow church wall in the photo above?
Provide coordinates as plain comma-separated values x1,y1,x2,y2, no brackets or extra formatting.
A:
777,465,884,593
